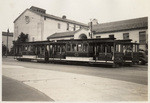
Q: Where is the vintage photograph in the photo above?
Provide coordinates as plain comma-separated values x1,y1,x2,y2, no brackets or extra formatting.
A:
1,0,149,102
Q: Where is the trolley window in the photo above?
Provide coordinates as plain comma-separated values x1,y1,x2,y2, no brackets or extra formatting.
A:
97,45,102,53
89,45,93,53
30,46,36,54
67,44,71,51
72,44,77,51
101,45,105,53
133,45,136,52
37,46,40,54
56,45,60,52
83,43,88,52
107,45,112,53
46,45,49,51
24,46,27,51
123,45,132,53
96,44,108,53
62,45,66,52
30,46,35,52
115,44,121,52
41,46,45,55
77,44,82,51
133,44,138,52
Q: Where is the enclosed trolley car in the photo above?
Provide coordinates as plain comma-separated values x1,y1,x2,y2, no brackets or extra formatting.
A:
14,38,139,67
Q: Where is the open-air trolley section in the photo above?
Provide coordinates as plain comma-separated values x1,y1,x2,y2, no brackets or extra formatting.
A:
14,38,139,67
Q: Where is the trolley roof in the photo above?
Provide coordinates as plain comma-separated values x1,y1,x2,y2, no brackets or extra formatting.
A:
14,38,138,46
14,40,66,46
58,38,116,43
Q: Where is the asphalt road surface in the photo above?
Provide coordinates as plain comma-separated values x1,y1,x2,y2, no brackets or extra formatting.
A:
2,76,54,101
2,57,148,101
2,57,148,85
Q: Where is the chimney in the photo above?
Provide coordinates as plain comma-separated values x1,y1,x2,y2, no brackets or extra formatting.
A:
88,19,99,29
30,6,46,14
91,19,98,25
62,15,66,19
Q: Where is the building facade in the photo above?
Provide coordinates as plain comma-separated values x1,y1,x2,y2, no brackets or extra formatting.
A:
14,6,88,42
92,17,148,50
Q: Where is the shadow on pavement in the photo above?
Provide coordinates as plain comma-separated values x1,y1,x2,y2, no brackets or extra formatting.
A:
2,76,54,101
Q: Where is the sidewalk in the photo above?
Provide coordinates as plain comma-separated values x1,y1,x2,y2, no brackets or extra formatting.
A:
2,64,148,101
2,76,53,101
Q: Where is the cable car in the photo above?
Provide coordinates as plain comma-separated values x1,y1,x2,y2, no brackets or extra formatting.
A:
14,38,139,67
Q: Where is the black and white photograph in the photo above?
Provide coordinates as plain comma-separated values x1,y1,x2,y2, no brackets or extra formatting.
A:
1,0,149,102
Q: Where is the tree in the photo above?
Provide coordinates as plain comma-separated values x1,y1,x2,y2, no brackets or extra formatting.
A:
16,32,29,43
9,46,15,56
11,32,29,56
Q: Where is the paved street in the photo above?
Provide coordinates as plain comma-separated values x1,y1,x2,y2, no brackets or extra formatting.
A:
2,56,148,101
2,76,53,101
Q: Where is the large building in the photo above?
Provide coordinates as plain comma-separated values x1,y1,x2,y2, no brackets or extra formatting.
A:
14,6,88,41
92,17,148,50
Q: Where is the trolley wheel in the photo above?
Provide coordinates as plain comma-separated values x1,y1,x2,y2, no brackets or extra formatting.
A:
140,60,146,65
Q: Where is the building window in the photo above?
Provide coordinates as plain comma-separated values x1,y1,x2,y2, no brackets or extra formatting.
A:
25,16,30,24
58,23,61,29
44,17,46,20
109,34,114,38
123,33,129,39
74,24,76,31
67,23,69,30
96,36,101,38
32,37,34,41
89,33,90,37
67,44,71,51
139,31,146,44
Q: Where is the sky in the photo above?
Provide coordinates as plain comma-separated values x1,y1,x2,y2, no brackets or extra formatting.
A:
0,0,149,33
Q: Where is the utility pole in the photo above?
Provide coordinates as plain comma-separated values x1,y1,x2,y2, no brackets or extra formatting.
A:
6,29,9,57
90,21,93,38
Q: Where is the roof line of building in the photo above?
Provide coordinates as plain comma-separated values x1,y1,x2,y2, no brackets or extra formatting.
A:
49,35,74,39
47,28,88,39
30,9,88,26
14,7,88,27
93,27,148,34
14,9,28,23
92,17,148,34
93,16,148,26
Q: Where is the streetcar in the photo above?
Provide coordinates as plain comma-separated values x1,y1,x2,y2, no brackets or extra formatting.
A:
14,38,139,67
